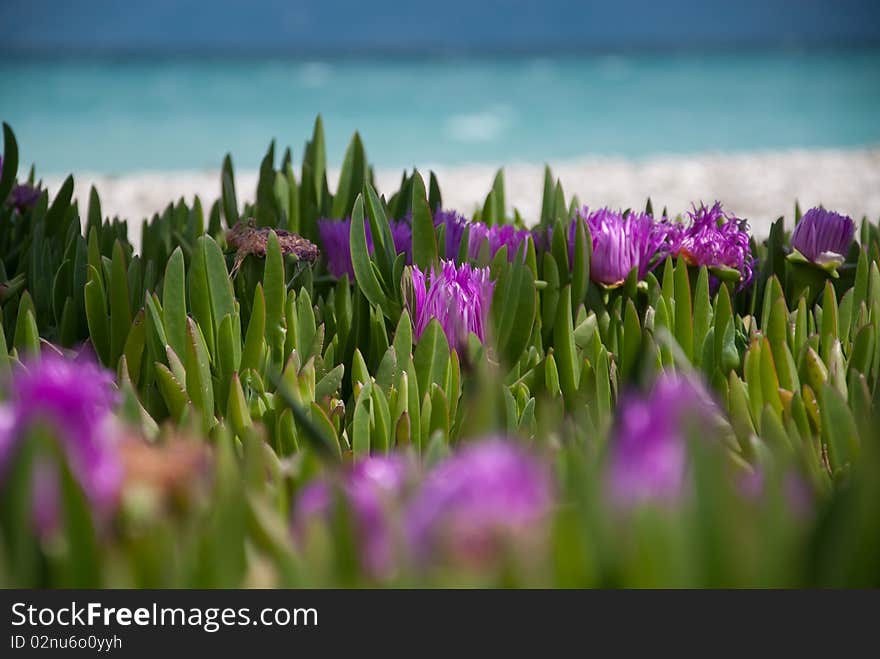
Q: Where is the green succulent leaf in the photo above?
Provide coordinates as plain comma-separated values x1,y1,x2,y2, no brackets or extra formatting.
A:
185,317,215,426
84,267,110,365
553,285,579,404
413,319,450,397
162,246,187,360
410,171,438,270
0,123,20,205
673,258,693,360
189,234,234,358
349,195,388,313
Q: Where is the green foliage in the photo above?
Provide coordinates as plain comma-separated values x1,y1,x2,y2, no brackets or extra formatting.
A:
1,120,880,588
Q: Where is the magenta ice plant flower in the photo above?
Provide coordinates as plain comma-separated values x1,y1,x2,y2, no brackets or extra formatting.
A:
467,222,532,262
405,439,554,569
0,155,41,212
0,352,122,534
668,202,754,289
607,374,724,508
317,216,412,279
737,468,813,519
789,207,855,270
575,207,670,287
433,209,469,260
405,260,495,353
292,455,412,578
317,217,361,279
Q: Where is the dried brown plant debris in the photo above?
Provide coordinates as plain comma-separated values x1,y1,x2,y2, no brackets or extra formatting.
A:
226,218,319,275
120,438,212,505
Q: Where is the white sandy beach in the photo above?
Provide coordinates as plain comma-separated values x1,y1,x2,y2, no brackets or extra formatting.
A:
45,147,880,242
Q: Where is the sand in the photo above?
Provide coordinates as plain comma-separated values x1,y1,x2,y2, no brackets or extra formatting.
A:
43,147,880,242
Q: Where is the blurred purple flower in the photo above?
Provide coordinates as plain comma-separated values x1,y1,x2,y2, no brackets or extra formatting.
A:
608,374,722,508
467,222,532,262
530,225,552,254
317,216,412,279
317,217,361,279
30,461,61,537
406,439,553,568
406,260,495,352
0,156,41,212
576,207,670,287
668,202,754,289
737,469,813,518
292,455,411,578
390,218,413,263
433,209,469,260
10,184,41,211
0,353,121,533
790,207,855,268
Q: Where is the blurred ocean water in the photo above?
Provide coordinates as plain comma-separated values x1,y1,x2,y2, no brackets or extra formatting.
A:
2,50,879,174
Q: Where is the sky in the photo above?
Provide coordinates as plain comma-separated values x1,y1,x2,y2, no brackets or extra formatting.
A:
2,0,879,55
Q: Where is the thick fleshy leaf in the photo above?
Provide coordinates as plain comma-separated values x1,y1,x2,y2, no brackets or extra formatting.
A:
333,132,367,220
84,267,110,365
410,172,438,270
850,323,875,376
0,320,10,379
349,195,387,312
162,246,187,360
227,372,252,437
0,123,19,204
392,309,413,369
221,154,238,226
673,258,693,360
692,267,711,367
413,319,449,396
315,364,344,400
189,235,234,357
13,295,40,358
492,259,537,367
570,216,590,310
364,181,397,288
619,298,641,380
185,317,215,425
109,240,132,366
155,362,190,421
352,382,372,459
820,382,860,472
241,284,266,371
123,309,146,386
820,280,839,361
554,285,579,404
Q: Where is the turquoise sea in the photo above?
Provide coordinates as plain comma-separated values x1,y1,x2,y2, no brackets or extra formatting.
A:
1,50,879,173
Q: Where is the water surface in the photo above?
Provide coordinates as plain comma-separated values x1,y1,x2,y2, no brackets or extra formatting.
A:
2,51,879,173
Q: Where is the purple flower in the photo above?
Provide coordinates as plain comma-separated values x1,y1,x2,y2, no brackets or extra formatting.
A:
0,156,41,212
406,439,553,568
317,216,412,279
390,218,413,263
608,374,722,508
530,225,552,253
317,218,360,279
292,456,411,578
10,183,41,211
433,209,469,260
790,207,855,268
737,469,813,518
405,260,495,353
467,223,532,262
0,353,121,534
576,207,670,287
669,202,754,289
